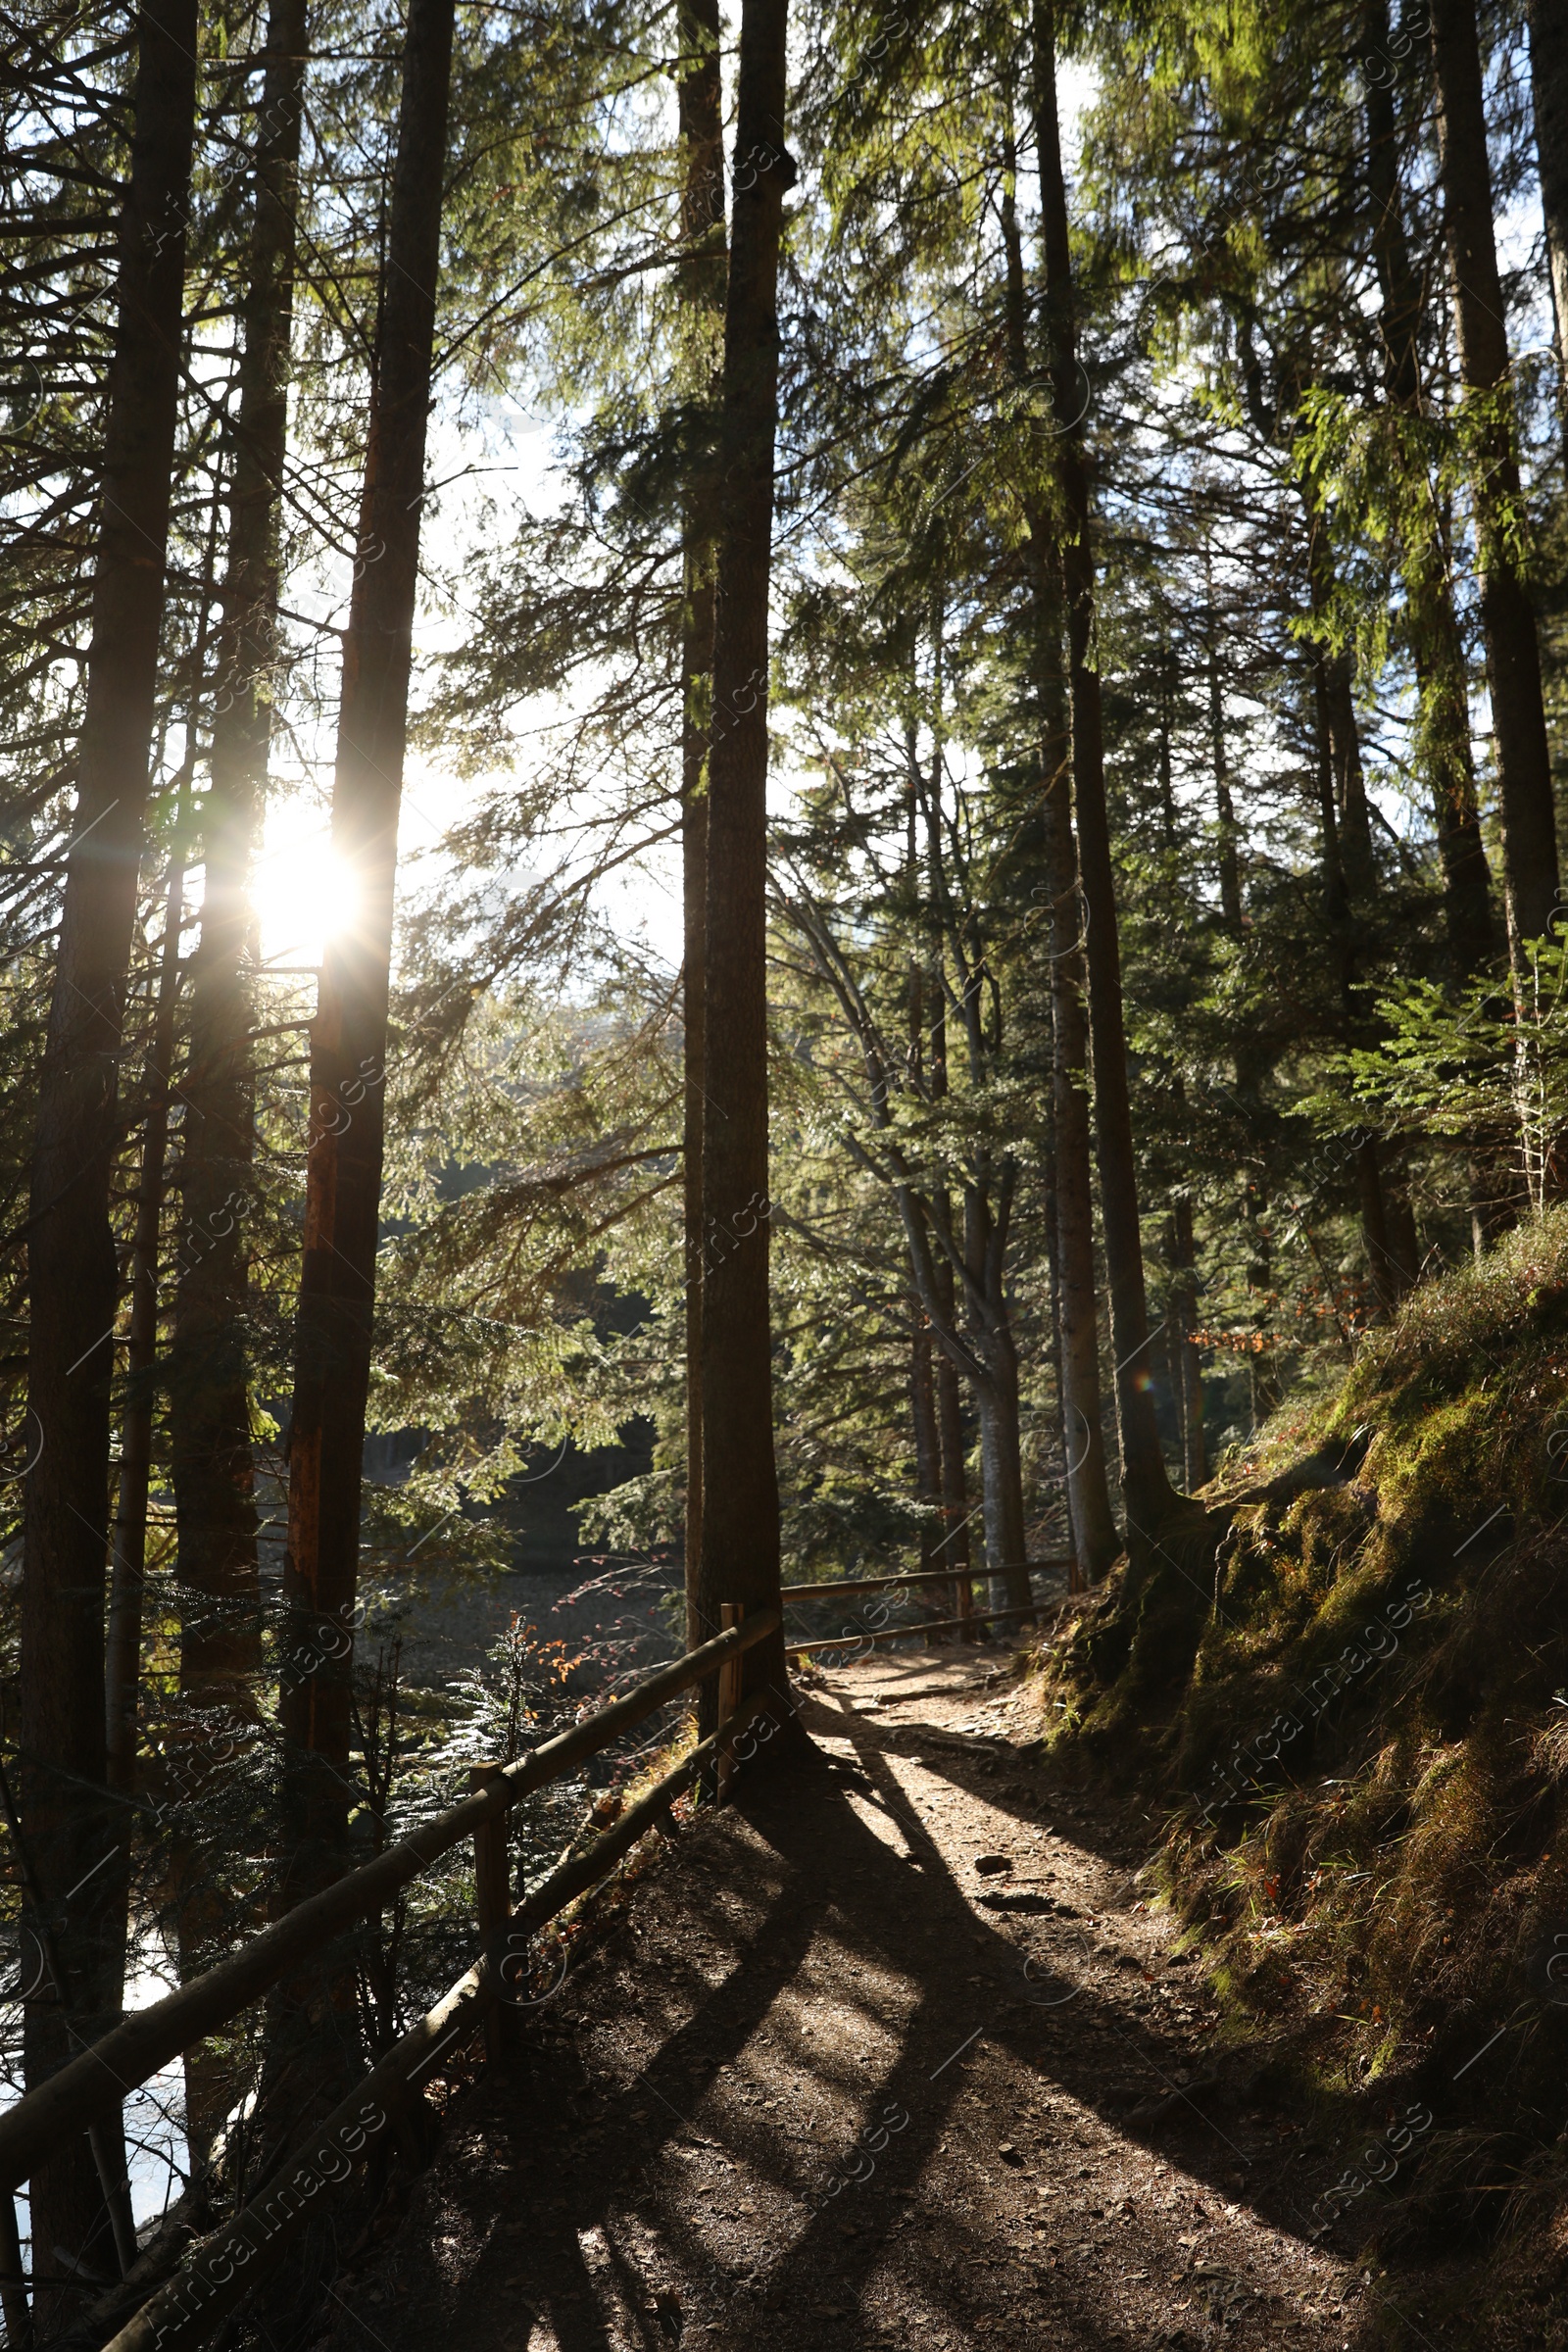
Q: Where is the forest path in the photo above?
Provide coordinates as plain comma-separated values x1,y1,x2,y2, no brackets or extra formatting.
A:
316,1641,1410,2352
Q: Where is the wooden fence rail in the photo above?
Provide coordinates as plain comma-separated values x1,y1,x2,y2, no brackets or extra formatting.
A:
0,1605,781,2352
101,1687,779,2352
787,1597,1053,1655
776,1559,1070,1606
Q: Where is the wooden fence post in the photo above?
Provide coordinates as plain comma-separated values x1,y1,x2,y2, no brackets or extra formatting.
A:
470,1763,513,2059
715,1603,743,1803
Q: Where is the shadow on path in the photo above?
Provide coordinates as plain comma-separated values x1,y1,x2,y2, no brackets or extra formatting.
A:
314,1651,1388,2351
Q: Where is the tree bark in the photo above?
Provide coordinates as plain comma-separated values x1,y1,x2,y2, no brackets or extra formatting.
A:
172,0,306,1733
998,135,1120,1587
1032,0,1178,1532
1525,0,1568,474
1202,561,1244,935
932,1296,974,1635
1307,533,1375,903
1043,1166,1079,1588
279,0,457,1900
920,691,975,1632
20,0,199,2310
1171,1196,1206,1490
1410,498,1496,975
106,843,185,1800
1429,0,1560,955
95,837,186,2281
1363,0,1494,974
963,1173,1033,1614
677,0,724,1649
694,0,797,1731
910,1316,945,1629
1385,1183,1420,1288
1039,658,1119,1580
681,700,710,1649
974,1348,1029,1618
1357,1132,1400,1317
1243,1178,1283,1420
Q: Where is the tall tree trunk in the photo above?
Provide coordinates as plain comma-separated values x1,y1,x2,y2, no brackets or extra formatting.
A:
1155,646,1179,852
95,837,186,2284
1307,527,1375,902
1032,0,1179,1532
1311,638,1351,928
932,1297,974,1635
105,846,185,1804
998,143,1119,1586
1242,1179,1283,1421
904,793,947,1619
694,0,797,1731
1040,675,1119,1580
909,1316,945,1631
920,672,975,1632
1202,561,1244,934
172,0,305,1741
1306,573,1409,1317
1429,0,1561,956
677,0,724,1649
1171,1196,1206,1490
1411,500,1496,974
1357,1133,1401,1317
20,0,199,2311
974,1353,1029,1619
1363,0,1494,974
172,3,306,2158
1044,1153,1081,1590
280,0,457,1904
1385,1182,1420,1288
963,1173,1033,1616
681,687,710,1650
880,1170,1029,1623
1160,1215,1187,1483
1525,0,1568,475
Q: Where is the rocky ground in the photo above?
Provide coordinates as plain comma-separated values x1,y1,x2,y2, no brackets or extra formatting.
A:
310,1641,1477,2351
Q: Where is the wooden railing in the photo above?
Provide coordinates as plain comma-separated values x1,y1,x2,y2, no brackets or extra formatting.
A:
779,1559,1070,1654
0,1606,781,2352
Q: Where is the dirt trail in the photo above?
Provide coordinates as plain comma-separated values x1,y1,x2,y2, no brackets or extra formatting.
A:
314,1642,1434,2351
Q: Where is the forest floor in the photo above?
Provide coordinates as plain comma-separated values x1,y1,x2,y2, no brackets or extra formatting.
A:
311,1641,1494,2351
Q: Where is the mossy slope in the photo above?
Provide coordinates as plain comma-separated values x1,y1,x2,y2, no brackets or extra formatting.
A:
1031,1211,1568,2291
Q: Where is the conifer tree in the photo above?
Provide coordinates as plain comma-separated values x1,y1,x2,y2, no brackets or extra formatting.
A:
1429,0,1559,955
20,0,199,2302
694,0,797,1717
279,0,458,1898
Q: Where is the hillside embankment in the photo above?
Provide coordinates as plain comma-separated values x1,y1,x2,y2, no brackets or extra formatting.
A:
1022,1209,1568,2331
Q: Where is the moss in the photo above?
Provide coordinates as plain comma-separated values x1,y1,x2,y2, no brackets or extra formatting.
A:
1036,1207,1568,2270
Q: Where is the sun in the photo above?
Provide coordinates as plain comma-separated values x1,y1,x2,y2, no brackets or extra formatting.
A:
248,812,361,969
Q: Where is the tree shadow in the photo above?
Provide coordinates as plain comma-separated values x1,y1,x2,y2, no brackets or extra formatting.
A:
328,1673,1354,2349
